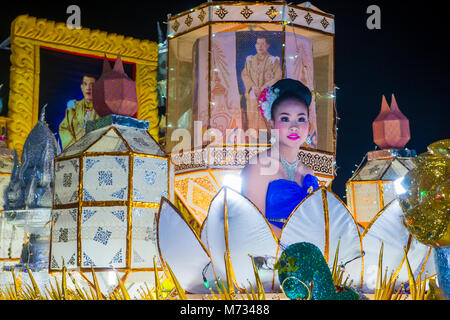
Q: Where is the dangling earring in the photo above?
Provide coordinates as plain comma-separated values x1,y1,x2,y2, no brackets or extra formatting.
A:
306,120,312,145
306,135,312,145
270,136,277,144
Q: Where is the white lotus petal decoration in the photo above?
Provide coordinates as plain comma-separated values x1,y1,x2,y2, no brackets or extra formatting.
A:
280,188,364,288
345,199,436,292
157,187,365,294
201,188,279,292
157,198,213,294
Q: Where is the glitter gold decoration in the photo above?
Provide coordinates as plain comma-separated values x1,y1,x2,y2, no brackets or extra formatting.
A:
174,170,221,225
192,185,214,212
174,195,201,235
321,189,330,263
399,139,450,247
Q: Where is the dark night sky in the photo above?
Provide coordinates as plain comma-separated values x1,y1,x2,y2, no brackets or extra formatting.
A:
0,1,449,200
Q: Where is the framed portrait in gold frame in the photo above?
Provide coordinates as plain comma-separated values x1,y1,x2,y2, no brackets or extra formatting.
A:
6,15,159,154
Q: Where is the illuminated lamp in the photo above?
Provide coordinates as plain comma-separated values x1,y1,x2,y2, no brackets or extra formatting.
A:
165,2,337,228
346,95,416,228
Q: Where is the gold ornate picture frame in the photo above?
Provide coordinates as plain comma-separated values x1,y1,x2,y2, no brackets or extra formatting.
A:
6,15,159,154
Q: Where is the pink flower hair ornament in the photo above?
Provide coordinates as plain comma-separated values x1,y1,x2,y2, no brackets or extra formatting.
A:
258,86,280,121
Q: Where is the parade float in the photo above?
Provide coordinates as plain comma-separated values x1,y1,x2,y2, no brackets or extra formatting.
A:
0,1,448,301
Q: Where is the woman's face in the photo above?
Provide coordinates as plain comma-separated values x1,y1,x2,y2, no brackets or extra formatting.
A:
270,98,309,149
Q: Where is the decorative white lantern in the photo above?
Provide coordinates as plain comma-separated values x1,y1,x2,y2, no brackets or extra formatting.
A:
346,149,416,228
49,115,174,294
0,137,22,267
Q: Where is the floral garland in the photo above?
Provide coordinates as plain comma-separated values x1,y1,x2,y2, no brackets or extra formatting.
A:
257,86,280,121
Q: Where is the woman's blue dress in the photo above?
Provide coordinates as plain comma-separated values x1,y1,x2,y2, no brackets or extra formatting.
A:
265,174,319,229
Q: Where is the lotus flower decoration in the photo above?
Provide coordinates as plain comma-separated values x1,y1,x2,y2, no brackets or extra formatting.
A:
156,186,436,295
157,187,364,293
344,199,436,293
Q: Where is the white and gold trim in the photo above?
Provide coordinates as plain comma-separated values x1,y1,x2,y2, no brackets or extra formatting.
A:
167,2,335,38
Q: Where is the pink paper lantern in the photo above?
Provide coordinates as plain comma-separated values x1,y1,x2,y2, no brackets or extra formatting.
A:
372,94,410,150
93,55,138,117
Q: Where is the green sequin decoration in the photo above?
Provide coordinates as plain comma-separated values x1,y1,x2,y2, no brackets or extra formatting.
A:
276,242,359,300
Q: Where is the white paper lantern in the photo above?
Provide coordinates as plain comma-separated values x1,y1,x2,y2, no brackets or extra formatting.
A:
346,149,416,228
50,116,175,279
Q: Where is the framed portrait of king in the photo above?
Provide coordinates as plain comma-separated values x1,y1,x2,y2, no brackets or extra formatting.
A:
6,15,159,154
190,29,318,148
39,48,137,150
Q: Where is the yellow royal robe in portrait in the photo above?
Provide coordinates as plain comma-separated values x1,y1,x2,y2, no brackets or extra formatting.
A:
241,53,282,132
59,99,100,150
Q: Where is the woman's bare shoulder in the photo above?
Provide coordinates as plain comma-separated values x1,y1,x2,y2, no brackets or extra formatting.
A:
241,150,278,183
241,159,263,179
243,151,269,170
298,161,314,176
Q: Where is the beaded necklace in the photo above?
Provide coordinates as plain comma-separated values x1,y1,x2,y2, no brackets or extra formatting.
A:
280,155,299,182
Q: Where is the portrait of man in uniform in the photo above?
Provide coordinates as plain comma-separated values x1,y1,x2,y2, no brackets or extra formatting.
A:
39,48,136,151
59,74,100,149
241,35,282,132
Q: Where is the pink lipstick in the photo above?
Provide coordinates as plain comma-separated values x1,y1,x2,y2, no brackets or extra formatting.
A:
287,134,300,141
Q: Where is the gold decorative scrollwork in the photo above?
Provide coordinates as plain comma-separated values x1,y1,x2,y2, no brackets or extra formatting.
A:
266,6,279,20
304,12,313,25
136,64,159,140
240,6,254,19
215,6,229,20
185,14,194,27
198,9,207,22
8,37,37,153
321,17,330,29
172,20,180,32
7,15,159,154
298,150,334,175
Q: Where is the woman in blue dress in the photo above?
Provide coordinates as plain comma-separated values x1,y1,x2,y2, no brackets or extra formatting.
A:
241,78,319,238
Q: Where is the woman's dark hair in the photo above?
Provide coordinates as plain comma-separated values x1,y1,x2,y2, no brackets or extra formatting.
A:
270,79,312,120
